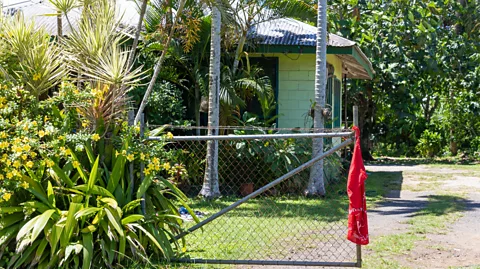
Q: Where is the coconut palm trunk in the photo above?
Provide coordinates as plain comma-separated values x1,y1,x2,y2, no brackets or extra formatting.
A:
306,0,327,196
199,3,221,198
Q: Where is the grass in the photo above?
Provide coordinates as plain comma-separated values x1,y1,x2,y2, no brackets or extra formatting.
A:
181,196,351,261
134,163,477,268
406,193,466,234
364,171,403,206
158,172,400,267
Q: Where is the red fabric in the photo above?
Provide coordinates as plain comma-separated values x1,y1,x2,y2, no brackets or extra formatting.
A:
347,126,369,245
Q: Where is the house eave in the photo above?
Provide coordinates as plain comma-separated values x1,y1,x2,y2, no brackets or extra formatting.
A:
249,44,374,80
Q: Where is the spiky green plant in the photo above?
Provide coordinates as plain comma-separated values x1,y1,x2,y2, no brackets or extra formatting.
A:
0,15,66,99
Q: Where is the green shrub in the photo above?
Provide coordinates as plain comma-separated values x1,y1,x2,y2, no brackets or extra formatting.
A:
133,82,188,126
416,130,442,158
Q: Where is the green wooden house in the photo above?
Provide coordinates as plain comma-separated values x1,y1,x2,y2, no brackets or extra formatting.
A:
247,18,374,129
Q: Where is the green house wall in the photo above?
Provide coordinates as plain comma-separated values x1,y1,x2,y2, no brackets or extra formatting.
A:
250,53,343,129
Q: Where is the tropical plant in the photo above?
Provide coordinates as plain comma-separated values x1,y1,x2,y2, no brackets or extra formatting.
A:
142,82,188,126
0,1,198,267
0,15,66,100
416,129,442,158
327,0,480,158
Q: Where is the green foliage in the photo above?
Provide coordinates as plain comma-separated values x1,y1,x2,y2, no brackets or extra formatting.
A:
0,2,196,268
470,136,480,156
143,82,187,126
0,16,66,99
327,0,480,158
416,130,442,158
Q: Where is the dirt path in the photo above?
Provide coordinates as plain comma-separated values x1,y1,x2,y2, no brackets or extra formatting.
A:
365,164,480,269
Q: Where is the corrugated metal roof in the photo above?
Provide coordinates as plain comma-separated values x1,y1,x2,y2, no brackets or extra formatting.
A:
2,0,139,36
249,18,374,79
248,18,356,48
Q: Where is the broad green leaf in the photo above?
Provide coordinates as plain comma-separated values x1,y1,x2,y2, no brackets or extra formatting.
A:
84,143,95,166
121,199,142,213
82,233,93,269
48,223,63,256
91,210,104,225
73,185,114,198
87,156,100,193
69,150,88,183
81,225,97,233
121,214,144,225
107,153,126,193
31,209,55,243
0,207,23,214
74,207,102,219
47,181,55,206
119,234,126,262
104,208,124,237
16,213,41,241
136,175,153,199
61,203,83,247
32,239,49,265
49,162,74,188
22,175,50,206
408,11,415,22
99,198,118,209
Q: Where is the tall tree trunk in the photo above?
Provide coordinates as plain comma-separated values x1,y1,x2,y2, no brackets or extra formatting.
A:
305,0,327,197
199,4,221,199
134,0,186,124
127,0,148,69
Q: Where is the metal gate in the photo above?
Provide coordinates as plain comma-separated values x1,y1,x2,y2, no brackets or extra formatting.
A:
147,127,360,267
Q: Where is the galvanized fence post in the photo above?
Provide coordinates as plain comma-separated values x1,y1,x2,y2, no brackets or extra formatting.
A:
353,106,359,127
139,113,146,215
128,111,135,199
352,105,362,268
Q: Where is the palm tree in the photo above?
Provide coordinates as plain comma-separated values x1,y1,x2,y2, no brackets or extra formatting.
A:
199,0,222,198
306,0,327,196
134,0,187,124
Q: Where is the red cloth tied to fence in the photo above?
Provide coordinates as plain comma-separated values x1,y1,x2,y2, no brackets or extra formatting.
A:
347,126,369,245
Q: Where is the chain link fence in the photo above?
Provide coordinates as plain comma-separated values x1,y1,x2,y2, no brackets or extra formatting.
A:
148,126,359,267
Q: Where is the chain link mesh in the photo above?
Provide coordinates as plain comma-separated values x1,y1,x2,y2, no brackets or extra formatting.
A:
157,127,356,266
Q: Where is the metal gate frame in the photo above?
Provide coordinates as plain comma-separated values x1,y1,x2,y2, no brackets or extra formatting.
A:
147,130,361,267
